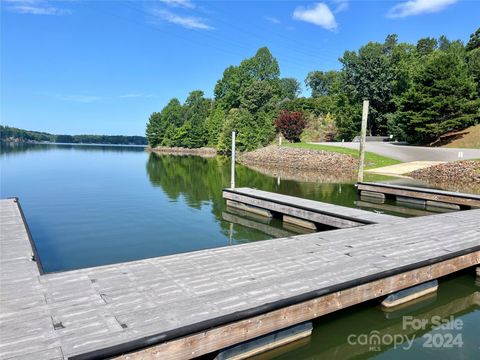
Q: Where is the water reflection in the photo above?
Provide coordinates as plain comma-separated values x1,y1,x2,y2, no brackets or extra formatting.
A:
145,152,363,210
251,273,480,360
0,141,145,156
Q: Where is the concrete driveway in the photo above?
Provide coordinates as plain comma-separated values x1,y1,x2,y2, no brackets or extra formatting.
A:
312,142,480,162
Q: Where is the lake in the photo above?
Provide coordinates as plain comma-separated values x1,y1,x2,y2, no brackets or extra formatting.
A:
0,142,389,272
1,142,478,359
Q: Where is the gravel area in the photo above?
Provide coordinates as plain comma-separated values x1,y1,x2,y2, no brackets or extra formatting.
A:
238,145,358,174
408,160,480,194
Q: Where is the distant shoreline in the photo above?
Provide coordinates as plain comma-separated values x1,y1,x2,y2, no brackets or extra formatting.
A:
1,140,147,148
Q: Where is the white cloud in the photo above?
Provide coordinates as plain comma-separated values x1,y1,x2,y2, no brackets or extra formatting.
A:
332,0,349,13
3,0,70,15
387,0,458,18
265,16,280,24
293,3,337,31
159,0,195,9
151,9,214,30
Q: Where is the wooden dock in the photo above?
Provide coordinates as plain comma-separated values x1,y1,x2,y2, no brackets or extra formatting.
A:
1,196,479,360
223,187,399,229
357,181,480,209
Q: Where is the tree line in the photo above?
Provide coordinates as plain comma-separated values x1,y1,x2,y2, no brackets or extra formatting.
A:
147,28,479,150
0,125,147,145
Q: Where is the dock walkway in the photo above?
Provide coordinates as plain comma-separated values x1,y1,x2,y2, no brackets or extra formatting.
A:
1,197,479,359
357,182,480,208
223,187,398,228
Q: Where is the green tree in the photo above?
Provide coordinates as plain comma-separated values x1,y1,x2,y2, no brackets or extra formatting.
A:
182,90,212,148
240,80,275,113
240,47,280,82
466,28,480,51
416,37,438,57
205,106,226,146
278,78,300,100
214,65,243,110
305,70,339,97
396,50,479,143
217,108,270,153
146,112,163,147
340,34,414,136
467,48,480,95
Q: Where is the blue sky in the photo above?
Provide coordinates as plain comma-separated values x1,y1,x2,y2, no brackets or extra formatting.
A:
1,0,479,136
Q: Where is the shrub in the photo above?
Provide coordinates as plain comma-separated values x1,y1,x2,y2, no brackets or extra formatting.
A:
274,110,306,142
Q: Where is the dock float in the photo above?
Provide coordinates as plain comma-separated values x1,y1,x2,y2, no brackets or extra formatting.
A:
223,187,398,229
357,182,480,209
1,197,479,360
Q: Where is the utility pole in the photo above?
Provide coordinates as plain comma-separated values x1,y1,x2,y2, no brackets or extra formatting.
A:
357,100,369,183
231,130,236,189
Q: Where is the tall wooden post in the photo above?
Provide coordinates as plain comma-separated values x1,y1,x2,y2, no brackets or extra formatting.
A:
357,100,369,183
231,131,236,189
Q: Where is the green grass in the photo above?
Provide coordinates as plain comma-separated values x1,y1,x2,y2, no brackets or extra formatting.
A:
284,142,401,170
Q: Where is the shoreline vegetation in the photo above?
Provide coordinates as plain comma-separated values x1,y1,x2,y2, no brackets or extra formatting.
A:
146,30,480,153
0,125,147,146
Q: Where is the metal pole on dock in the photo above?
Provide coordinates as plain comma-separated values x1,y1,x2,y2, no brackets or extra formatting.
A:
357,100,369,183
231,130,236,189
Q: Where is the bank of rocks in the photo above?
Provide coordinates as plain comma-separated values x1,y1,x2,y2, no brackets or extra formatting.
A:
409,160,480,193
148,146,217,157
238,146,358,175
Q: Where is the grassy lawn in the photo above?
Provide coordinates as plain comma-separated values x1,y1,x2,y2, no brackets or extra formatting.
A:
284,142,401,170
442,125,480,149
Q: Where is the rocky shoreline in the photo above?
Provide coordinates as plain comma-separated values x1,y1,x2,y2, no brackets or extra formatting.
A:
238,145,358,175
147,146,217,157
409,160,480,193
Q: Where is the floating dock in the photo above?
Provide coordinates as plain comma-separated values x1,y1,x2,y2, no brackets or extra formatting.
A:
357,182,480,209
1,195,479,359
223,187,399,229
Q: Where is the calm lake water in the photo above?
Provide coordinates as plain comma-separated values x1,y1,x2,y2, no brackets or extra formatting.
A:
0,142,389,272
1,143,478,359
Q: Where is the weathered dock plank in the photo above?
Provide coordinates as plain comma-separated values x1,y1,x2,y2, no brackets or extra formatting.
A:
223,188,398,228
0,198,479,360
357,182,480,208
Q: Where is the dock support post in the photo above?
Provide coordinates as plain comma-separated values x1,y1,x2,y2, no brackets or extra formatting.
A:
381,280,438,309
231,130,236,189
226,200,273,218
360,191,385,200
283,215,317,230
215,322,312,360
357,100,369,183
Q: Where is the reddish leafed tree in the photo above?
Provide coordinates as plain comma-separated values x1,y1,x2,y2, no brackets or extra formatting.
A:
274,110,306,142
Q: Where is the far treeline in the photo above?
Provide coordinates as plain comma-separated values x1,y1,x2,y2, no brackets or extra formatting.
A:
0,126,147,145
146,28,480,152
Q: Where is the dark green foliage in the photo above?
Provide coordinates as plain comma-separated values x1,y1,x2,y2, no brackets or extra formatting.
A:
466,28,480,51
340,39,398,136
416,37,438,56
395,49,479,143
146,28,480,148
1,125,147,145
305,70,339,97
149,47,281,152
278,78,301,100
